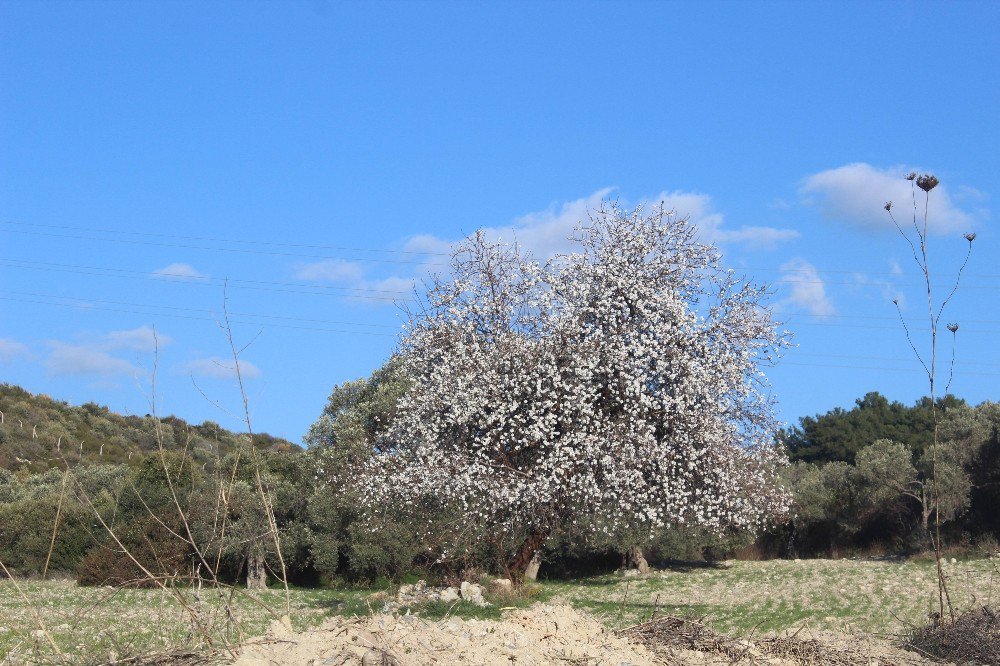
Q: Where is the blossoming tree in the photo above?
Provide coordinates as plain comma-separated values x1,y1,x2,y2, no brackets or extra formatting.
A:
361,204,791,580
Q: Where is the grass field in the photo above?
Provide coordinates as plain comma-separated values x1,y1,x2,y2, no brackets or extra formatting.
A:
2,558,997,663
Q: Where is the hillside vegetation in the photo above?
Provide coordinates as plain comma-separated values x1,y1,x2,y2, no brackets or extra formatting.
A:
0,383,298,473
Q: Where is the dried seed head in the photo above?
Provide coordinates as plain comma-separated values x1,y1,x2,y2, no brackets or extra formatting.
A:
905,172,917,181
917,174,939,192
947,323,959,333
964,232,976,242
884,201,893,211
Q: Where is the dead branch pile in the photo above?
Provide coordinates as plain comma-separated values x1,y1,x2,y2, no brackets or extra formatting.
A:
906,606,1000,666
620,614,926,666
103,650,214,666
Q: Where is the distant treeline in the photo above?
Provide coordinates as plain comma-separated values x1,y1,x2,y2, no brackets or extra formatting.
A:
774,391,1000,557
1,377,998,588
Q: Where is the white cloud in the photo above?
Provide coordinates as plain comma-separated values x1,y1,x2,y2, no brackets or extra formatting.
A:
800,163,976,234
46,342,142,377
409,188,798,259
779,258,835,316
852,270,906,309
327,188,799,307
0,338,31,363
102,325,169,352
293,259,366,283
652,191,800,250
403,234,453,256
182,356,261,380
152,263,210,281
370,276,420,293
495,188,617,258
40,326,169,378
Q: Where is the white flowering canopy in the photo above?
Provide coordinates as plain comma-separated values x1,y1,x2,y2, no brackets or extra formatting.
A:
362,204,791,540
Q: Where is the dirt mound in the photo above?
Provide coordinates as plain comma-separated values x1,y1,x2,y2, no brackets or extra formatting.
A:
232,605,945,666
232,604,657,665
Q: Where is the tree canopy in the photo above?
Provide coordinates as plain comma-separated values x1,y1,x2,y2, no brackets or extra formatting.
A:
781,391,966,464
356,204,792,577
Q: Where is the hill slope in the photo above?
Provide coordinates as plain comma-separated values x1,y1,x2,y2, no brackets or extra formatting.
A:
0,383,299,472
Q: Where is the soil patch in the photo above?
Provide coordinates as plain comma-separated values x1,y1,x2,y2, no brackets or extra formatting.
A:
232,604,945,666
233,604,656,665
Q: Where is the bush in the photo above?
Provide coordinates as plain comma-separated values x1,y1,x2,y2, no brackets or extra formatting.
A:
76,517,191,587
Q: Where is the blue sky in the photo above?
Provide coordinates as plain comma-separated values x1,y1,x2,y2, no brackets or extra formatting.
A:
1,1,998,443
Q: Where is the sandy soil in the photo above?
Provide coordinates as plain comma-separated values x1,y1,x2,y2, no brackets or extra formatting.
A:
231,604,942,666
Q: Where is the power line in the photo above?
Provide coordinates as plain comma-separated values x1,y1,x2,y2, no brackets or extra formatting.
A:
0,219,451,256
788,351,1000,368
4,219,989,278
2,220,992,283
0,289,400,329
0,226,449,267
0,258,409,301
778,360,1000,378
0,295,398,337
0,257,994,331
8,292,1000,377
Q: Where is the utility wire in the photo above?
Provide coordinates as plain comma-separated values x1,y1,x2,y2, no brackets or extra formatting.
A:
3,219,988,278
0,258,408,301
778,360,1000,378
0,219,451,256
0,295,397,337
0,289,399,329
0,227,449,267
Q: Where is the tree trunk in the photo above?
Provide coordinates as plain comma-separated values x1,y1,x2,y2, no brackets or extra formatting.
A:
247,552,267,590
510,528,548,585
626,546,650,574
524,551,542,582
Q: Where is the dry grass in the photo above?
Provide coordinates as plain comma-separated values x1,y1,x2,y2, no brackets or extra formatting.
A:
4,558,998,664
545,557,999,635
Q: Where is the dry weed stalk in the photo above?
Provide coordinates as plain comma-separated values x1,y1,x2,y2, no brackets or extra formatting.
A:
885,172,975,622
3,292,297,663
221,282,291,615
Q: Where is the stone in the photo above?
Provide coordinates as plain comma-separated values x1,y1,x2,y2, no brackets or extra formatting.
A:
361,648,399,666
492,578,513,592
440,586,460,602
460,581,488,606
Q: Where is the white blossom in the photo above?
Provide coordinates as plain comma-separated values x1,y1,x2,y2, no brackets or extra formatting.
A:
358,204,792,541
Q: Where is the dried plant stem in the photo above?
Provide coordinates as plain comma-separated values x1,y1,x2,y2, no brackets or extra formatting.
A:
222,281,292,615
0,557,63,656
889,179,973,624
41,468,70,580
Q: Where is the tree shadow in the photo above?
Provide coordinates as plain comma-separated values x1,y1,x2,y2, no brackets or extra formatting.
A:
656,559,731,572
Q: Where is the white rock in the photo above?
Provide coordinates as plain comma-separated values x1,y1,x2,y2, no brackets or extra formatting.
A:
440,587,460,602
460,581,488,606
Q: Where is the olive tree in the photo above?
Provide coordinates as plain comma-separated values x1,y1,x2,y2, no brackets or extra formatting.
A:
359,204,791,580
